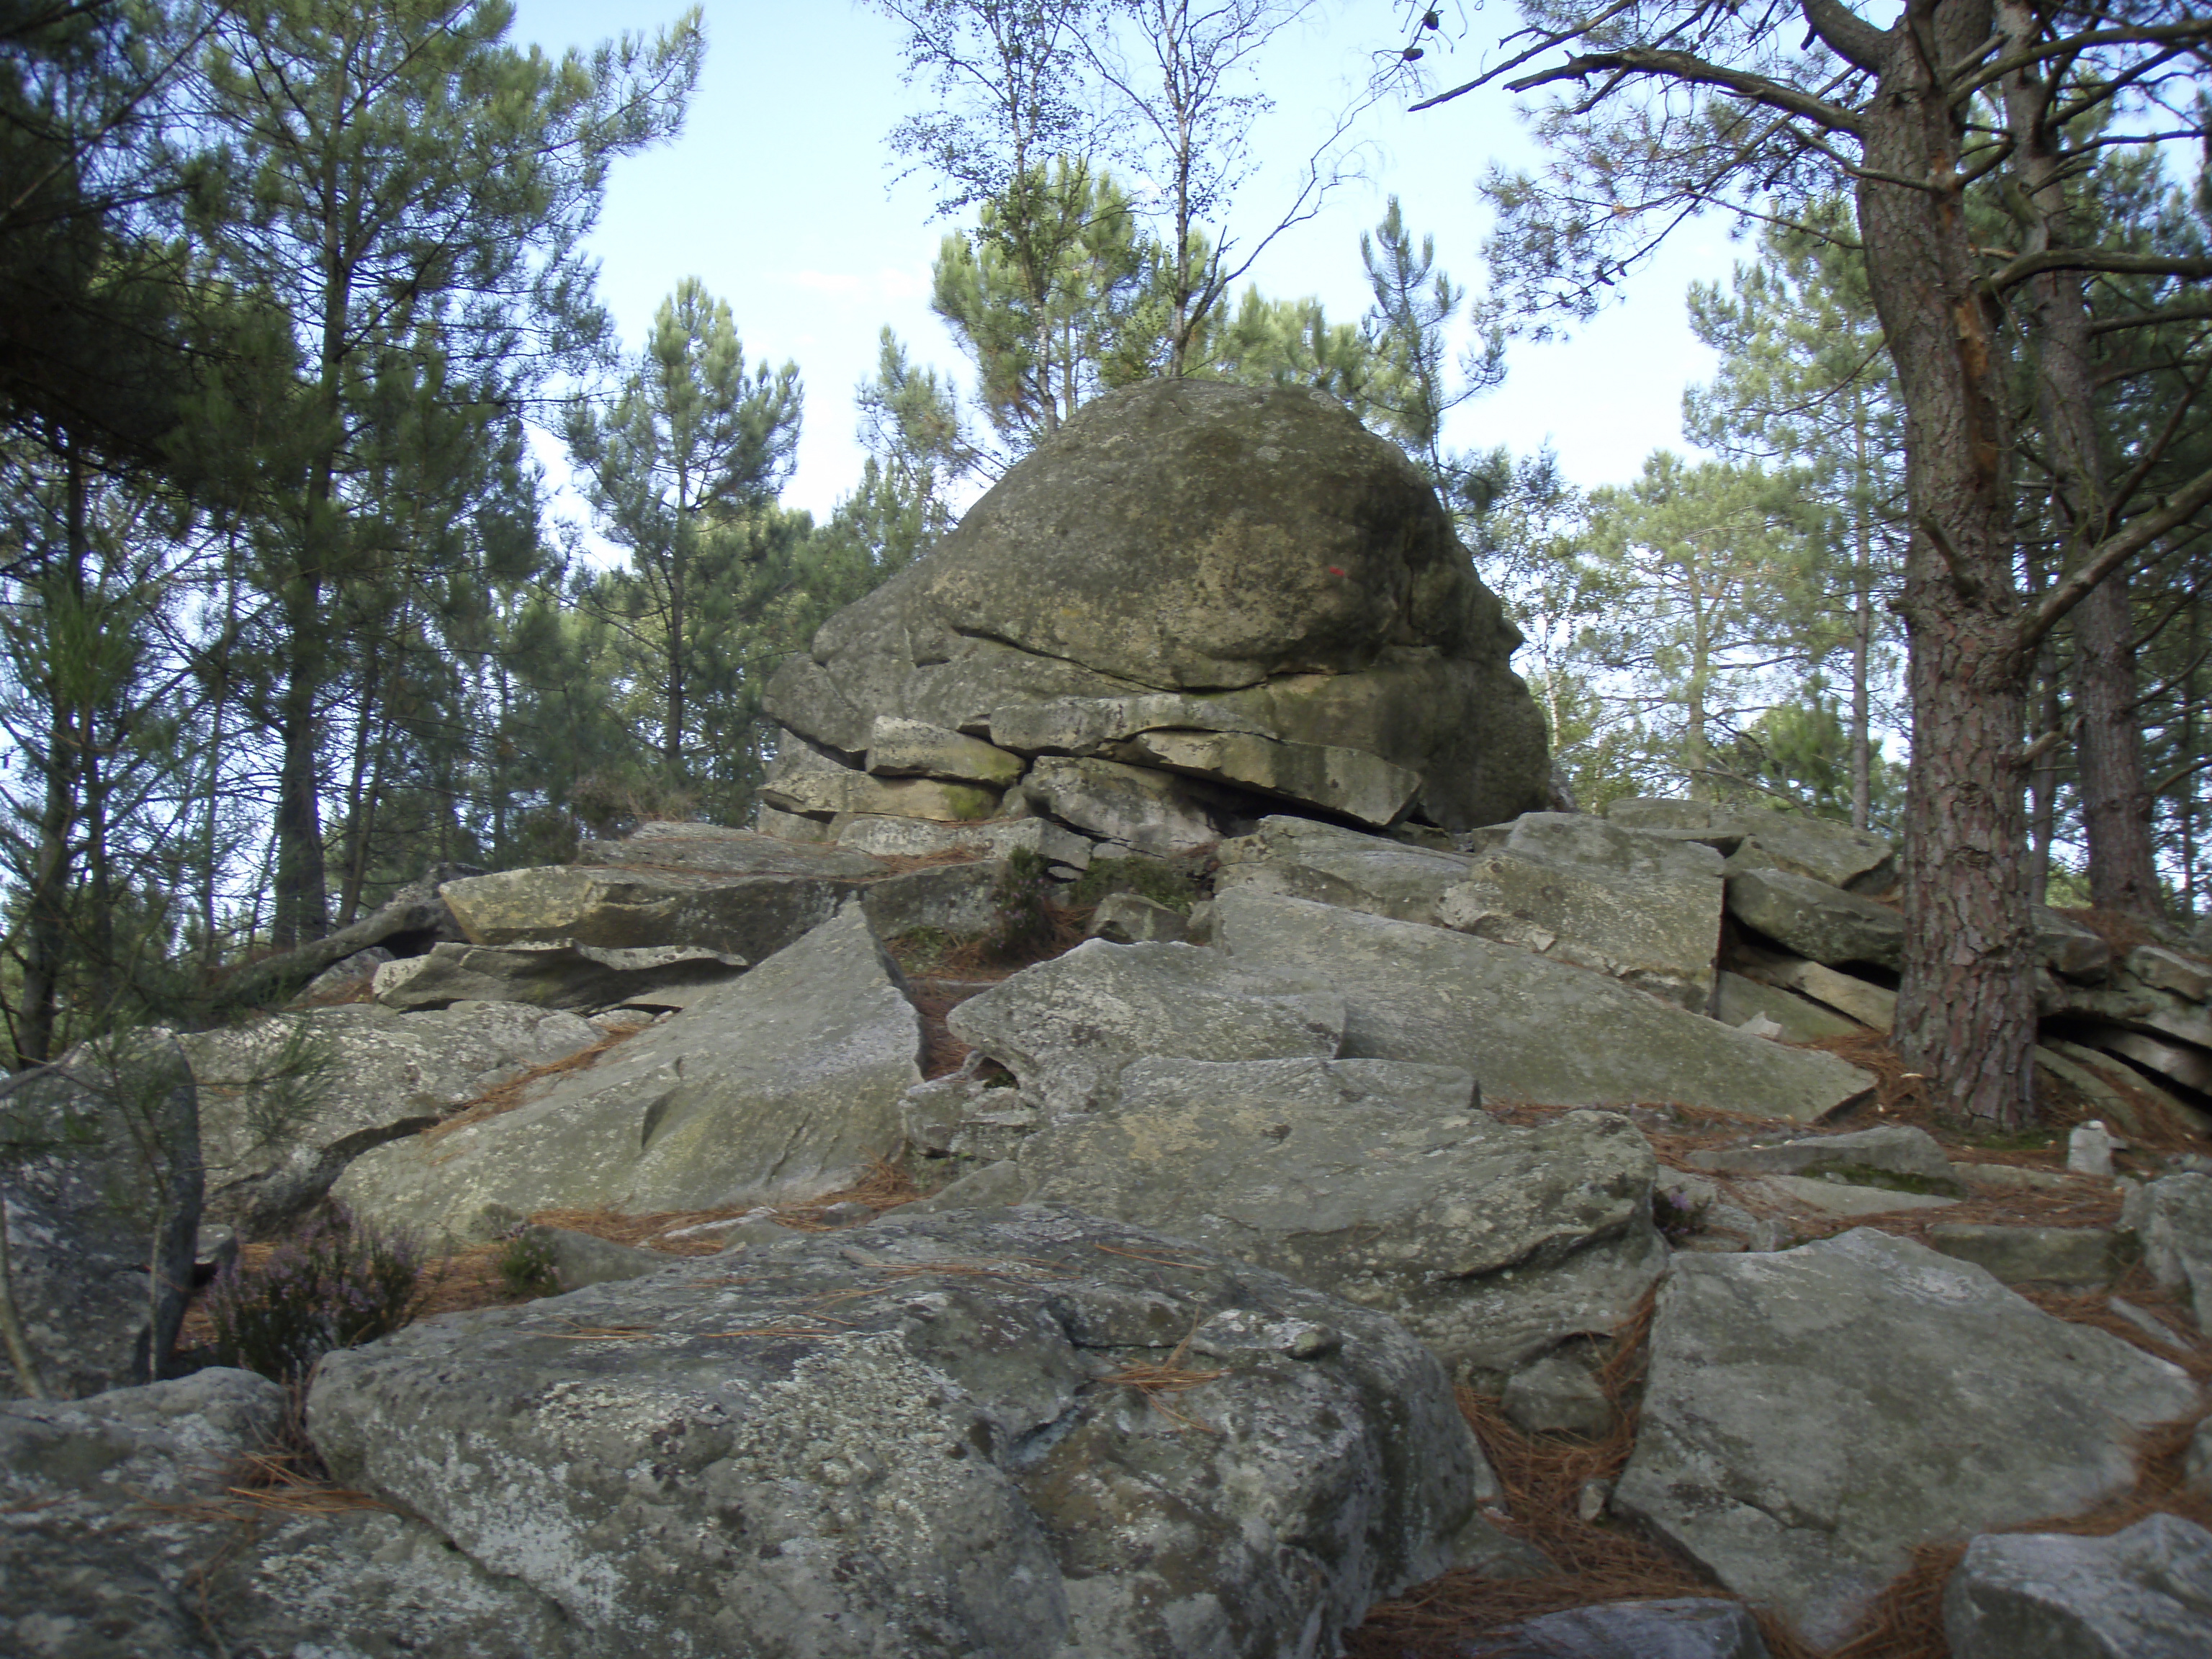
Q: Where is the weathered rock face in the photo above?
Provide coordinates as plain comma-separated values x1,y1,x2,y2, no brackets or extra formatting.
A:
764,379,1550,832
308,1205,1521,1659
1488,1598,1775,1659
372,940,747,1012
0,1037,200,1399
980,1055,1667,1382
2123,1172,2212,1327
1,1368,583,1656
1207,888,1875,1123
945,938,1346,1116
182,999,602,1237
1613,1229,2202,1648
336,903,922,1239
1943,1514,2212,1659
1604,797,1897,892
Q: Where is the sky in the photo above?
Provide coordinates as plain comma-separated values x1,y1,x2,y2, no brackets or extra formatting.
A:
506,0,1749,529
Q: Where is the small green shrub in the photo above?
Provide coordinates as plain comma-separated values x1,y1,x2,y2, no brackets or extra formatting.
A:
1804,1161,1964,1198
494,1229,561,1300
1067,855,1199,914
987,847,1056,956
204,1203,427,1382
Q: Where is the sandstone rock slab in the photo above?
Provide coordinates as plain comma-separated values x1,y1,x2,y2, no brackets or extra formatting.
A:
1713,971,1860,1042
1214,814,1476,922
1943,1514,2212,1659
1022,753,1244,855
372,940,747,1012
1726,868,1904,971
866,715,1025,785
184,1000,601,1237
1120,727,1421,826
2122,1172,2212,1328
308,1205,1520,1659
1925,1223,2116,1285
945,938,1344,1116
1487,1598,1774,1659
578,821,885,879
1685,1123,1956,1185
1210,889,1874,1122
334,904,922,1240
1604,799,1894,892
1613,1228,2203,1647
986,1056,1666,1382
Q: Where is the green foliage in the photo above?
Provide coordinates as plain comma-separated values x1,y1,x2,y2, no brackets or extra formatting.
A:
1804,1163,1964,1199
204,1202,427,1382
493,1229,560,1302
986,847,1057,956
1067,856,1198,914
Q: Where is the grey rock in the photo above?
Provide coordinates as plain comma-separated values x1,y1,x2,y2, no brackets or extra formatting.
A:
1726,867,1904,971
832,811,1094,871
763,748,1004,821
946,938,1345,1116
1944,1514,2212,1659
1085,891,1187,944
1685,1123,1956,1184
2034,905,2113,981
1501,1349,1617,1437
858,858,1010,940
1925,1223,2116,1285
866,715,1025,786
220,869,469,1008
988,691,1277,755
578,819,885,879
1022,753,1245,855
1480,1598,1773,1659
1210,889,1875,1123
512,1225,675,1292
992,1056,1666,1382
183,999,601,1237
1604,798,1895,892
373,940,747,1012
1214,814,1478,922
294,943,395,1002
2128,945,2212,1004
1118,725,1421,826
2121,1173,2212,1327
1713,971,1860,1041
1613,1228,2203,1648
1437,828,1725,1012
753,802,839,842
335,903,922,1240
309,1205,1519,1659
1740,1174,1959,1216
1731,950,1897,1030
0,1036,199,1399
764,379,1550,831
441,863,857,961
0,1368,582,1657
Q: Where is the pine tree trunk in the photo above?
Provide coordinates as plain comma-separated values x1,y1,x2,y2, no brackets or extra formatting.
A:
1862,0,2038,1128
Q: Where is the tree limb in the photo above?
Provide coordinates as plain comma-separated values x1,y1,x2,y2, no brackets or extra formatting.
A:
1503,50,1863,138
2018,462,2212,656
1987,248,2212,293
1799,0,1890,74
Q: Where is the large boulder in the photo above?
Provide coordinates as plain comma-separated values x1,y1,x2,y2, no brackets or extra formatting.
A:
181,999,602,1236
968,1054,1668,1383
1602,798,1896,892
945,938,1346,1115
0,1036,200,1399
1207,889,1875,1123
335,903,922,1239
764,379,1550,832
1612,1228,2203,1648
1943,1514,2212,1659
307,1205,1527,1659
0,1367,583,1656
1214,814,1479,922
2121,1172,2212,1327
372,940,748,1012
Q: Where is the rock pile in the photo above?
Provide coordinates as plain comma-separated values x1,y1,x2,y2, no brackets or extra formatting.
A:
9,379,2212,1655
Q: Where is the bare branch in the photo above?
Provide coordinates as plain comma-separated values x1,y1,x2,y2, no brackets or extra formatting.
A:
1504,48,1863,138
2018,463,2212,656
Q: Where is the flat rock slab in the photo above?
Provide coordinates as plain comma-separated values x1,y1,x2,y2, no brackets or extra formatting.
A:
1209,889,1874,1123
0,1038,199,1399
1022,754,1244,856
1614,1228,2202,1648
832,812,1094,871
1214,814,1477,923
1686,1123,1956,1184
183,1000,601,1237
307,1206,1516,1659
2123,1173,2212,1328
1742,1174,1959,1217
1,1369,582,1657
1725,868,1904,971
866,715,1025,786
578,822,887,879
978,1056,1667,1380
946,938,1346,1115
1604,799,1895,892
335,904,922,1240
1713,971,1861,1042
1120,727,1420,826
441,864,858,960
1926,1223,2117,1285
373,940,747,1012
1944,1514,2212,1659
1483,1597,1774,1659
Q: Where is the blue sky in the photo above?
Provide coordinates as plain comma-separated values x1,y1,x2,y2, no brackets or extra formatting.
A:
508,0,1745,526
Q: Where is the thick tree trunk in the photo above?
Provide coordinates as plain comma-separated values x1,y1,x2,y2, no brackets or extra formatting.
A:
1861,0,2038,1127
1997,0,2160,917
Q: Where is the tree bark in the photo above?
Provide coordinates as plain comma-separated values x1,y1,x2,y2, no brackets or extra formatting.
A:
1861,0,2038,1127
1997,0,2160,918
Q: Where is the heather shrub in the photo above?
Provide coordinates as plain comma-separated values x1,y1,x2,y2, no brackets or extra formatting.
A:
204,1202,427,1381
494,1228,560,1300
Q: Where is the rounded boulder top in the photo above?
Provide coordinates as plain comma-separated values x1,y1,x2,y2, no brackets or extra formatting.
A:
839,378,1506,690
